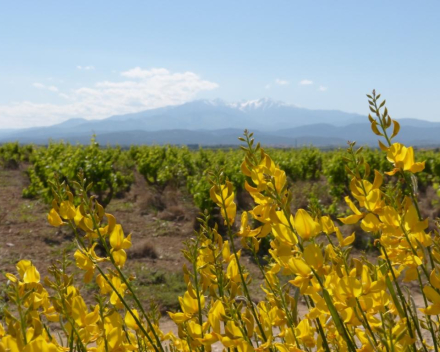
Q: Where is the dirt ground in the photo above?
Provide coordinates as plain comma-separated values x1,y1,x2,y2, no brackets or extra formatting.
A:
0,167,197,303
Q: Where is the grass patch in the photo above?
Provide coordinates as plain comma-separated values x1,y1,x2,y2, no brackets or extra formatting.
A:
50,241,76,256
106,201,135,213
5,201,42,223
129,265,186,313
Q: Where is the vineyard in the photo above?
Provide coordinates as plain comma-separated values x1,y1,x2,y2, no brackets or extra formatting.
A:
2,137,440,217
1,92,440,351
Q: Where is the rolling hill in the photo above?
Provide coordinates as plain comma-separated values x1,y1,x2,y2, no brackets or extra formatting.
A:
0,98,438,147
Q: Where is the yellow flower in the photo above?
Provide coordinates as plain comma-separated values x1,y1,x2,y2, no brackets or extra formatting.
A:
226,257,242,283
237,211,269,238
295,319,315,348
210,181,236,224
361,213,381,233
288,257,312,294
208,300,225,334
303,243,324,272
109,224,132,267
168,311,191,324
125,309,140,330
335,228,355,247
59,200,76,220
71,296,100,343
15,260,40,284
109,224,132,251
47,208,64,227
334,276,363,307
294,209,319,240
385,143,425,175
221,321,244,348
96,274,112,295
109,276,127,308
420,286,440,315
74,244,100,283
178,287,205,315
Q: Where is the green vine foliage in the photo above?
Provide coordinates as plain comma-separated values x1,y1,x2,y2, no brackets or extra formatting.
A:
22,137,134,206
2,138,440,214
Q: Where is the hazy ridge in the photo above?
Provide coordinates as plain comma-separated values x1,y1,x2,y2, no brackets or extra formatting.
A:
1,98,439,147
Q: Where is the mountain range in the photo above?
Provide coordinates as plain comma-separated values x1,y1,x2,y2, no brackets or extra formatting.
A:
1,98,439,147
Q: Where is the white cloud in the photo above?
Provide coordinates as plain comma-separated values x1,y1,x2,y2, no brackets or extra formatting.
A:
77,65,95,70
275,78,289,86
265,84,271,89
1,67,218,128
318,85,328,92
32,83,59,92
299,79,313,85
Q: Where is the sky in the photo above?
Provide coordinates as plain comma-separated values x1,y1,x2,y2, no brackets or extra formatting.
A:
0,0,439,129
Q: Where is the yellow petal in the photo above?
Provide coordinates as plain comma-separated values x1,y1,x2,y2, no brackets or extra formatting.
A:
125,309,140,330
342,232,356,247
59,201,76,220
409,161,425,173
344,196,362,215
295,209,319,240
424,286,440,304
16,259,32,279
23,264,40,284
271,223,297,246
48,208,64,227
421,304,440,315
361,213,381,233
109,224,126,250
403,146,416,171
303,243,323,270
430,270,440,290
338,214,364,225
288,257,311,277
241,160,252,177
112,249,127,267
85,305,100,326
168,311,191,324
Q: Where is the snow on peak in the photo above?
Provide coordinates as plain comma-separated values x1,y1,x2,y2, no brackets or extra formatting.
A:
189,98,295,111
229,98,292,111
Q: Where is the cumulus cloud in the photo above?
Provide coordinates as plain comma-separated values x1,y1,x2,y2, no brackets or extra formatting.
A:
32,83,59,92
275,78,289,86
318,85,328,92
1,68,218,128
299,79,313,85
77,65,95,70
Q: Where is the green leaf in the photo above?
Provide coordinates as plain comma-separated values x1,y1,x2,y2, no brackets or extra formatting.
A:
385,276,405,318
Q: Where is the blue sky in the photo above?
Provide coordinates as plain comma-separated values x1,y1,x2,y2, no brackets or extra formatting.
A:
0,0,439,128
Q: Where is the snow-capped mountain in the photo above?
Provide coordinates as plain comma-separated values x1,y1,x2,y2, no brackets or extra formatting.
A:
229,97,292,111
1,98,439,146
102,98,364,131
